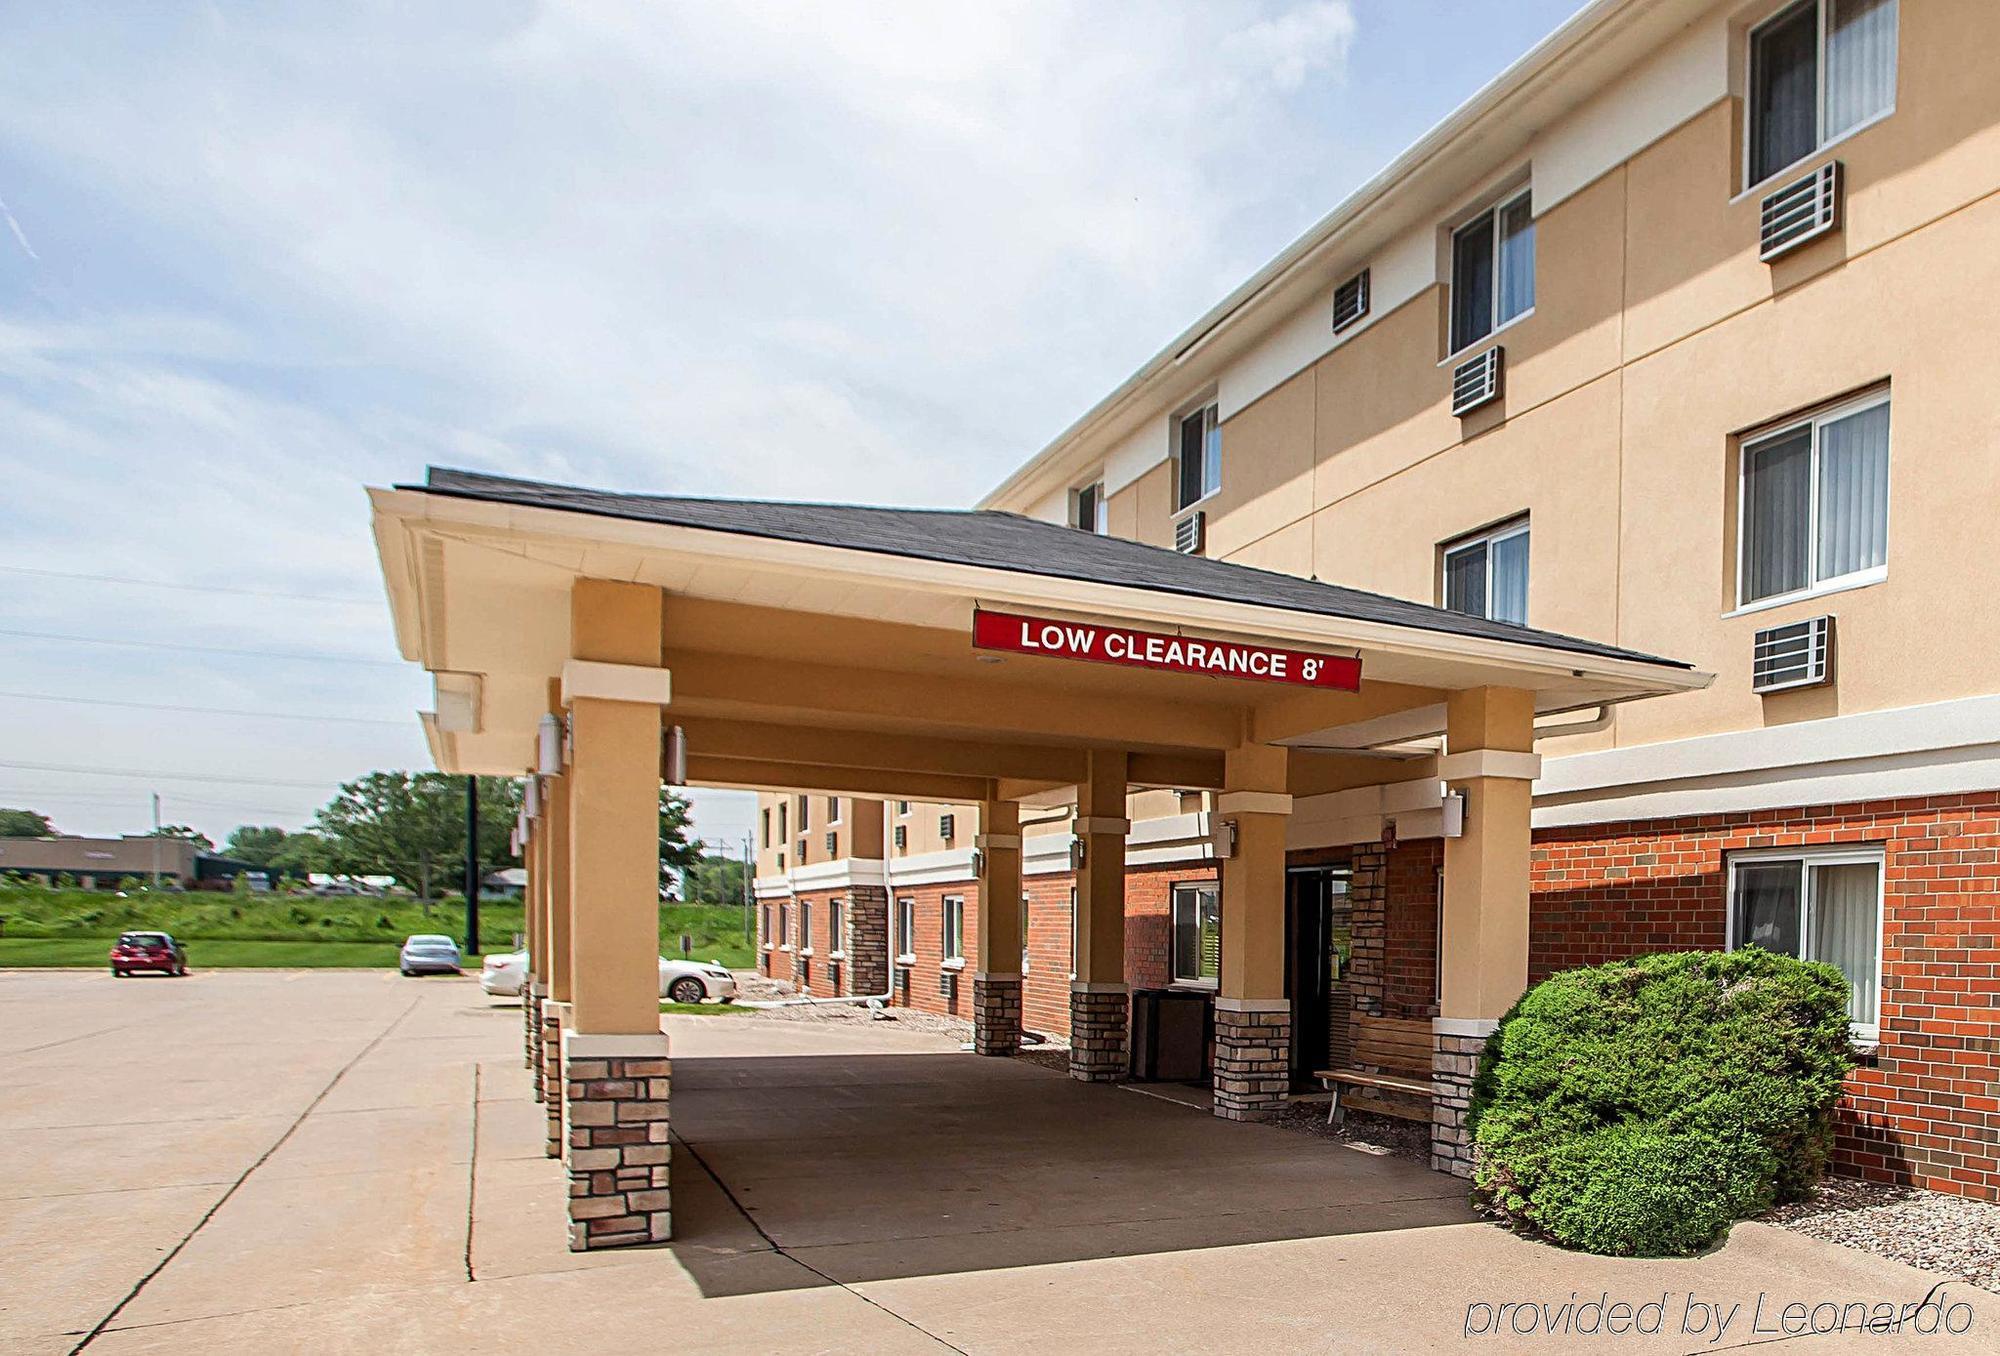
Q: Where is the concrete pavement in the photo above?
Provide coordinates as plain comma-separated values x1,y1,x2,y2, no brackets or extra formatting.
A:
1,969,1992,1353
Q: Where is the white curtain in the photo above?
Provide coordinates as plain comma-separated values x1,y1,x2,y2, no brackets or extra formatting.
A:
1817,401,1890,581
1735,861,1802,955
1826,0,1898,140
1810,861,1880,1025
1497,196,1535,326
1744,426,1812,601
1491,531,1530,625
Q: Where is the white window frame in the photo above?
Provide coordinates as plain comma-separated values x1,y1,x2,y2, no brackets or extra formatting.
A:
1172,401,1222,514
828,898,846,960
896,801,910,817
826,797,842,826
1070,479,1108,534
1741,0,1899,197
895,897,916,965
1068,885,1078,981
941,895,965,967
1440,517,1530,624
1726,845,1885,1041
1733,389,1891,614
798,900,813,957
1170,880,1221,989
1019,888,1031,973
777,902,791,952
1446,187,1534,359
761,904,774,952
796,794,810,832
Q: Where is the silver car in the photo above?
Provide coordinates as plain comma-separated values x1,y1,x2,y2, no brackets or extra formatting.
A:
399,934,462,976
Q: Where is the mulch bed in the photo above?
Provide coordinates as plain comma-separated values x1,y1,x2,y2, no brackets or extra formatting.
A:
1764,1177,2000,1293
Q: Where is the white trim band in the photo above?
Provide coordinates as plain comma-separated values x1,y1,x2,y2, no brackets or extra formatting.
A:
1215,791,1294,816
1433,1016,1500,1038
1214,996,1291,1014
1437,749,1542,781
561,659,672,707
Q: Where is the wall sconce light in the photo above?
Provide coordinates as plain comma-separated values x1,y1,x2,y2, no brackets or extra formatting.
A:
1069,837,1087,869
1381,817,1399,851
664,725,688,787
1442,789,1468,839
538,713,565,776
524,776,541,820
1215,818,1239,860
970,849,986,878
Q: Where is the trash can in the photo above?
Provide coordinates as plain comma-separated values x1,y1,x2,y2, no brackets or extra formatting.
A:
1129,987,1211,1081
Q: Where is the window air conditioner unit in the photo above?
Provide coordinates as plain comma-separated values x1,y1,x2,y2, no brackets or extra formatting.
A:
1752,616,1833,693
1174,511,1205,555
825,832,837,855
939,970,958,998
796,838,807,860
938,813,955,841
1759,161,1841,262
893,824,907,850
1451,347,1503,416
1331,268,1370,333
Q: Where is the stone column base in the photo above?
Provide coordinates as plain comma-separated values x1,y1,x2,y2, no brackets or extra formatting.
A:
562,1031,671,1250
972,973,1022,1056
1431,1018,1496,1178
526,982,548,1102
541,1000,570,1158
1213,1000,1291,1121
524,978,539,1070
1069,984,1129,1081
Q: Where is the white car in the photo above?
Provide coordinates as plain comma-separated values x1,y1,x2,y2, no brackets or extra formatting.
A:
479,950,737,1005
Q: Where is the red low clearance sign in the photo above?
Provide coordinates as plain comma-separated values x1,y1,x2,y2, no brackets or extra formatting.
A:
972,609,1361,691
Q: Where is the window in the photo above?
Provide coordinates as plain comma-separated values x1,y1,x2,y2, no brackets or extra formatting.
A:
760,807,771,848
1070,480,1107,533
777,802,787,843
1068,885,1078,978
1450,190,1534,354
896,801,910,816
762,905,773,946
942,896,964,962
1442,519,1530,625
1748,0,1897,188
829,899,845,955
1739,392,1889,607
1020,889,1031,973
777,903,790,949
1729,849,1883,1035
796,795,810,831
1171,881,1220,986
1175,403,1221,511
896,897,915,960
826,797,841,823
799,901,812,952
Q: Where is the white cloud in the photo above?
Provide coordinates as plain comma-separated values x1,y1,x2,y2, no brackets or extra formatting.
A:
0,0,1366,844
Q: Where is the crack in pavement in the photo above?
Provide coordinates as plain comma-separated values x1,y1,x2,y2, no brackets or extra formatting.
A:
67,992,425,1353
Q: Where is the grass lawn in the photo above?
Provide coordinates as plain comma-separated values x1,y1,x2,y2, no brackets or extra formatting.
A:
0,937,407,968
0,887,758,969
660,1000,754,1017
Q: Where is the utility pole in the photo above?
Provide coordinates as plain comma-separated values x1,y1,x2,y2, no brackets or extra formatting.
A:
463,775,480,956
741,833,752,944
150,792,161,889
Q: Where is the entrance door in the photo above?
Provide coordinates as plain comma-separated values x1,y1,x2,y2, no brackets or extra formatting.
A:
1285,866,1352,1089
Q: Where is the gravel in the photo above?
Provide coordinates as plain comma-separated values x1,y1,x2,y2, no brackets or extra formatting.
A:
1266,1100,1435,1165
1765,1177,2000,1293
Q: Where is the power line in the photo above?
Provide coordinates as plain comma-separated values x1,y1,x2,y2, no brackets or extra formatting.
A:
0,690,408,727
0,563,377,606
0,760,335,789
0,788,321,817
0,627,405,668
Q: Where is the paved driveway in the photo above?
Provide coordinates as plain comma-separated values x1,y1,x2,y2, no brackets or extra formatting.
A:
2,969,1992,1353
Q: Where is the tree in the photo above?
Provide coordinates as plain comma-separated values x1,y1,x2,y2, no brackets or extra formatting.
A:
0,808,54,838
223,825,291,866
309,772,521,902
153,824,214,851
659,788,700,896
678,851,748,905
269,830,333,876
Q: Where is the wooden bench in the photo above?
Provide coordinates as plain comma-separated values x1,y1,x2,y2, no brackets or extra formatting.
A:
1314,1015,1433,1125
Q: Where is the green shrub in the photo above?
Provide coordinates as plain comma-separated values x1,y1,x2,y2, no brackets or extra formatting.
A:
1469,948,1855,1257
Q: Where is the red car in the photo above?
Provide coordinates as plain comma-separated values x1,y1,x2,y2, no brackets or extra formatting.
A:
110,931,188,977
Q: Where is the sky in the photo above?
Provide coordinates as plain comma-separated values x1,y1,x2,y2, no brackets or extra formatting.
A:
0,0,1583,857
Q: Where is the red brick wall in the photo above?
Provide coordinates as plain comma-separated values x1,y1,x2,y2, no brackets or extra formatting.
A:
1531,793,2000,1203
1383,841,1442,1018
789,888,845,997
888,882,980,1019
1123,864,1222,992
1023,873,1073,1037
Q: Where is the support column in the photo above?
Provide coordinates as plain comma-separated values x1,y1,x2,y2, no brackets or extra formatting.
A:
1213,743,1294,1121
562,579,672,1250
973,798,1023,1057
540,766,573,1156
1431,687,1537,1178
1070,750,1129,1081
847,882,889,998
523,822,541,1075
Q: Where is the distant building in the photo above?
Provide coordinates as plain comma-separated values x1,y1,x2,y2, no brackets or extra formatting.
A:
482,867,528,899
0,835,268,890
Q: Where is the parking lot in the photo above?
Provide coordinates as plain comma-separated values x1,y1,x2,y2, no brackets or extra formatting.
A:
3,969,1993,1354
